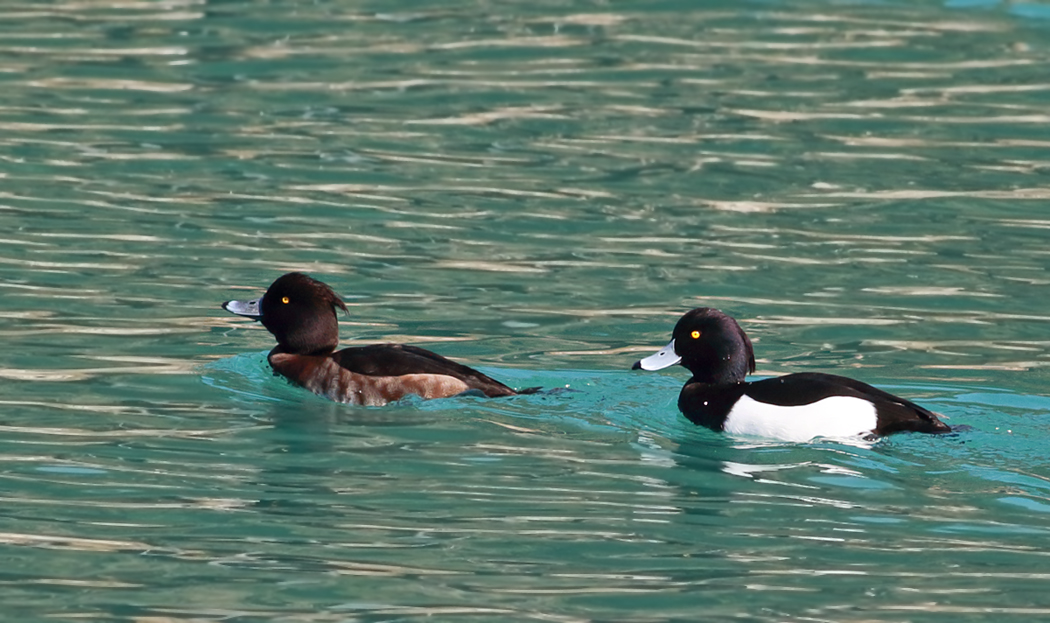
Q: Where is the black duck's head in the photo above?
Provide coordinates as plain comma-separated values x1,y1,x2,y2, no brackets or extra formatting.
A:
633,307,755,384
223,272,348,355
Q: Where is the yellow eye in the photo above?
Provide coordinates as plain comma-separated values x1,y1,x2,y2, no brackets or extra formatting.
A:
281,296,290,304
690,330,701,339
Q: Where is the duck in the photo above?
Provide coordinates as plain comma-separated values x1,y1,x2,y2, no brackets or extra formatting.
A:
223,272,536,405
632,307,951,441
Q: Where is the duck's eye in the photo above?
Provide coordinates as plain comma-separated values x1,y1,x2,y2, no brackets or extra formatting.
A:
690,330,701,339
281,296,290,304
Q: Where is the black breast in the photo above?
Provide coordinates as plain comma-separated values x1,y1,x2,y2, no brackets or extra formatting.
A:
677,382,749,431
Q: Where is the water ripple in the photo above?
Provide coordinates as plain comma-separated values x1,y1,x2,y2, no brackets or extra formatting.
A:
2,0,1050,620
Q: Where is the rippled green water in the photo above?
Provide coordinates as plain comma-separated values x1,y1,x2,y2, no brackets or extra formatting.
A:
3,0,1050,620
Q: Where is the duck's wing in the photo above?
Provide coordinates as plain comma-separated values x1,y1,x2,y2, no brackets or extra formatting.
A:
331,343,526,397
745,372,949,434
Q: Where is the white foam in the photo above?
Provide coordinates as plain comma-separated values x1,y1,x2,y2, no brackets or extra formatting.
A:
723,394,877,442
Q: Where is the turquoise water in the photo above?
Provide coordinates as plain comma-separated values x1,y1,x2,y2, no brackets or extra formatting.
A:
3,0,1050,619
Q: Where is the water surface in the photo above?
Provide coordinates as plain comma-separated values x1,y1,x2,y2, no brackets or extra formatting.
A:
2,0,1050,620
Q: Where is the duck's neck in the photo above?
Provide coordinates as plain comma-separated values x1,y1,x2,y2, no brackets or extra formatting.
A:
683,356,750,386
271,343,336,357
266,312,340,356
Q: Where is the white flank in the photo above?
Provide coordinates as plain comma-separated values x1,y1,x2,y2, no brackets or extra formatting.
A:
723,394,878,442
